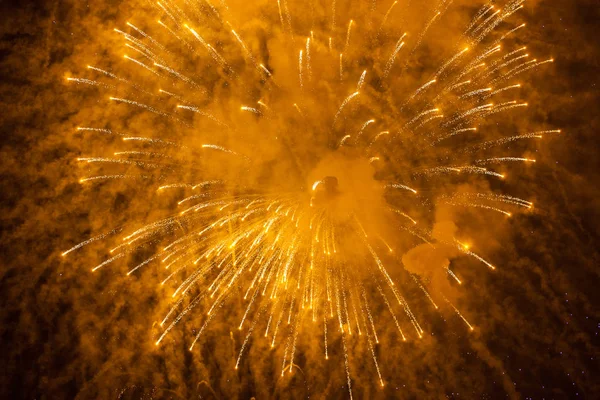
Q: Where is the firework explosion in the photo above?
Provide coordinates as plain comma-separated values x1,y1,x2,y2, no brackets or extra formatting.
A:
63,0,557,395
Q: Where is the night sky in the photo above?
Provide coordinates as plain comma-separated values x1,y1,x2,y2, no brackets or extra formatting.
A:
1,0,599,398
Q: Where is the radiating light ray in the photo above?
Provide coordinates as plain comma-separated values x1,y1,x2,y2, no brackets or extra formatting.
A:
66,77,114,89
444,296,474,331
357,70,367,90
474,156,536,165
405,79,437,104
333,91,359,125
383,39,404,78
470,130,560,151
385,183,418,194
380,1,398,31
344,20,354,54
356,119,375,141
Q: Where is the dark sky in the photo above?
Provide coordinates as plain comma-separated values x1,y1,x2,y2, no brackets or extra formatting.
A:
1,0,599,398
